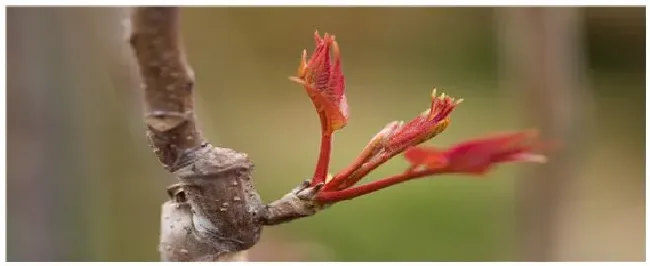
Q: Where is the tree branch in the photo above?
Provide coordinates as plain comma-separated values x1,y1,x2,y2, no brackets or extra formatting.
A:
130,7,265,261
130,7,200,167
128,7,327,261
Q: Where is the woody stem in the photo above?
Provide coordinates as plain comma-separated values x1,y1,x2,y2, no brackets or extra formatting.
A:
315,168,440,203
311,113,332,186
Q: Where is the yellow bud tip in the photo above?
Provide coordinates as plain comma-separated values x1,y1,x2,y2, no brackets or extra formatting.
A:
314,29,323,43
288,76,306,86
431,88,437,98
297,49,308,78
440,92,446,99
332,40,340,57
455,98,465,104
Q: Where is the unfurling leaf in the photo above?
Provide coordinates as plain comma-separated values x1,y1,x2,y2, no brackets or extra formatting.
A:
385,89,463,153
404,130,547,175
290,31,348,133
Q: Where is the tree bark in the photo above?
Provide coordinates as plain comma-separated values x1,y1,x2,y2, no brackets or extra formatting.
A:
128,7,321,261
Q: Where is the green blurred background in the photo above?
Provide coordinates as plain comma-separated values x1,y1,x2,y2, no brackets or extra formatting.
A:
7,7,645,261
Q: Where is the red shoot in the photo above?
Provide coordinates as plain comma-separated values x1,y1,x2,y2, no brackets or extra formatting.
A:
385,89,463,154
286,31,551,204
323,89,462,191
290,31,349,186
315,130,548,204
405,130,547,175
290,31,348,131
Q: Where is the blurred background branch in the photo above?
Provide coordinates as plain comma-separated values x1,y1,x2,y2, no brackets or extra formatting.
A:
497,7,594,261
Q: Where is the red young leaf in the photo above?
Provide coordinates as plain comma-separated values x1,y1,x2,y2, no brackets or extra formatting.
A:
315,130,549,204
385,89,463,153
290,31,351,186
291,31,349,132
320,90,462,191
402,145,449,170
404,130,547,175
282,30,552,204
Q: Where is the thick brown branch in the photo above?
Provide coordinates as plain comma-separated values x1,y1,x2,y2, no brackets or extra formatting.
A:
129,7,201,171
128,7,327,261
129,7,267,261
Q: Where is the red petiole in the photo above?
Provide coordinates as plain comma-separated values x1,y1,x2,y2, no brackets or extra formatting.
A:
311,113,332,186
315,168,442,203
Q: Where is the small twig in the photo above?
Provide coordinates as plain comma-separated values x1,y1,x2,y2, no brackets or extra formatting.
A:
261,180,325,225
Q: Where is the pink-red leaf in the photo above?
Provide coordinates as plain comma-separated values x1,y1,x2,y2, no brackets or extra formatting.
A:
385,89,462,153
291,31,349,132
404,130,547,175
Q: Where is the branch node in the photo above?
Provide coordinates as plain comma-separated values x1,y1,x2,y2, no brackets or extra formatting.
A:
144,110,189,132
131,7,264,261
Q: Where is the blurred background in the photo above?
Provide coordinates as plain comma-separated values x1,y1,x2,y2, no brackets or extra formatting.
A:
6,7,645,261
